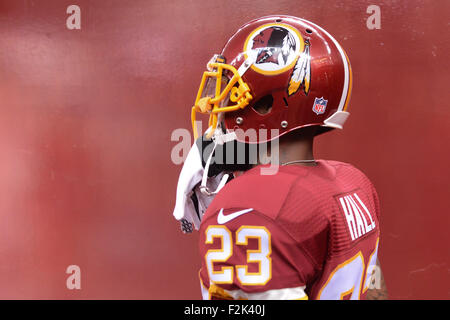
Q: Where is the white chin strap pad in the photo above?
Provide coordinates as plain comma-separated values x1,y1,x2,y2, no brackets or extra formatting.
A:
322,111,350,129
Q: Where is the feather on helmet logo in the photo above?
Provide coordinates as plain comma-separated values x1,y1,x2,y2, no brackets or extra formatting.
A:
288,39,311,96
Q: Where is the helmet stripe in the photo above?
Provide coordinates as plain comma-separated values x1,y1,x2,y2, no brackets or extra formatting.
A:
342,50,353,111
305,20,350,112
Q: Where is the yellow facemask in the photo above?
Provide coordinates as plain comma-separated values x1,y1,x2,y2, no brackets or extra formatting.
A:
191,55,253,140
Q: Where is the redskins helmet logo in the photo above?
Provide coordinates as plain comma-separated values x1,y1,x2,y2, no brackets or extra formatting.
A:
244,23,311,96
251,26,296,65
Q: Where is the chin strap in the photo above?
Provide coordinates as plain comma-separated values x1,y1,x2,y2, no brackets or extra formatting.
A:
199,140,229,196
199,130,237,196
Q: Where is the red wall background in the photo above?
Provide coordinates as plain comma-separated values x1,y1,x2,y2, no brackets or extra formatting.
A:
0,0,448,299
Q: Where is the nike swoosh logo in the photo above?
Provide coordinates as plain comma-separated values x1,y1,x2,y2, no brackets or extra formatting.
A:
217,208,253,225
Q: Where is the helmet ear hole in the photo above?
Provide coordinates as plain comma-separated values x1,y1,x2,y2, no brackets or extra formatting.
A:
251,94,273,115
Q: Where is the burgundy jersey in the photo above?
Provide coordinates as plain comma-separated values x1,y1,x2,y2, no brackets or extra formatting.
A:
198,160,380,300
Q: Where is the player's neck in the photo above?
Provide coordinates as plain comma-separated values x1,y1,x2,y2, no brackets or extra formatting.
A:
256,128,316,166
278,135,315,166
275,127,316,166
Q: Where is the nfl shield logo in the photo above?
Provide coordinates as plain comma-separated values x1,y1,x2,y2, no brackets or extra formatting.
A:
312,97,328,115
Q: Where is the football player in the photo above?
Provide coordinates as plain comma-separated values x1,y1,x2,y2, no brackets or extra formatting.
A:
173,15,387,300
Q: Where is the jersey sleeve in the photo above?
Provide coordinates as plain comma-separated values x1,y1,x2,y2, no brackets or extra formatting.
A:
198,209,318,300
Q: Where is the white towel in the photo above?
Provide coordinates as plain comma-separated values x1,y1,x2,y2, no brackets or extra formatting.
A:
173,125,237,233
172,141,228,232
173,141,204,231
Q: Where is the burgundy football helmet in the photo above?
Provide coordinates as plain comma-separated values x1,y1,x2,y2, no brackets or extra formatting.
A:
191,15,353,143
